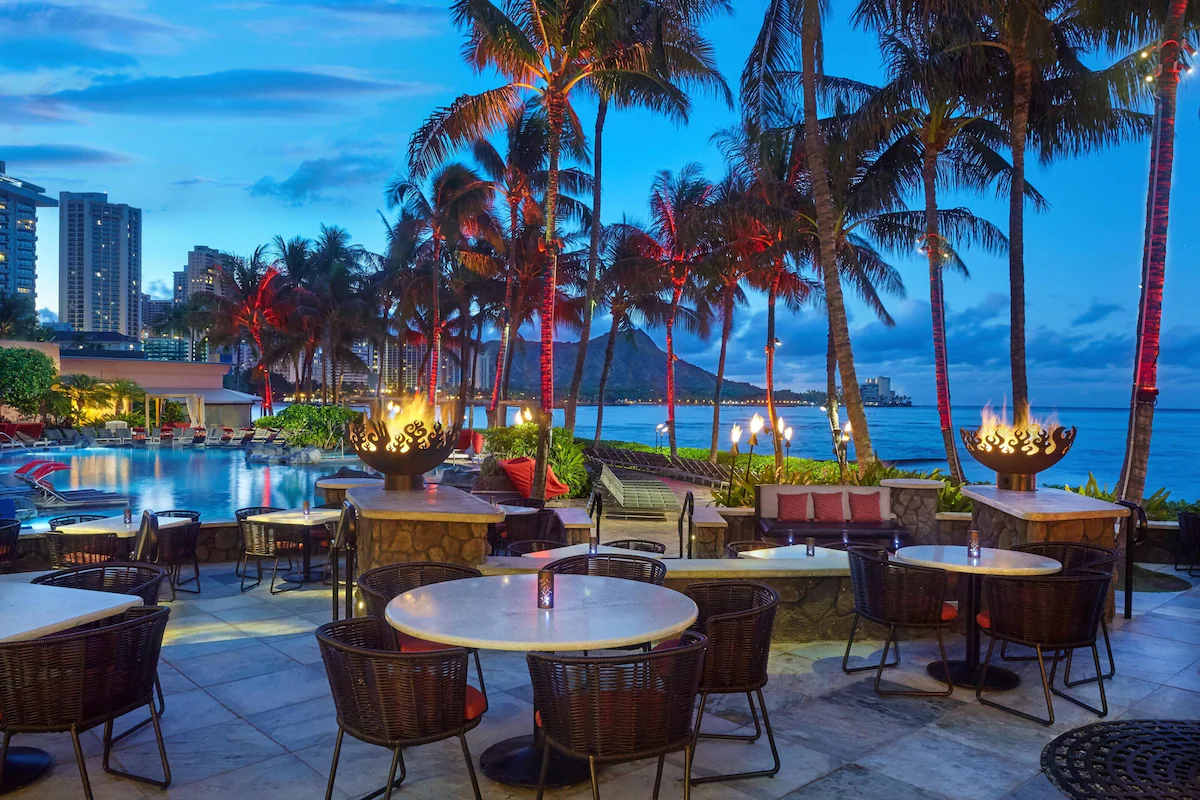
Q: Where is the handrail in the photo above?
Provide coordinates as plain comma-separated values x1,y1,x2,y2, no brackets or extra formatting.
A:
0,432,35,454
678,490,695,559
586,489,603,542
1115,500,1147,620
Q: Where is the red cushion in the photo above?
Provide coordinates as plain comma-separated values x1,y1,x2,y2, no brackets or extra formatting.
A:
396,631,454,653
976,611,991,629
941,603,958,622
777,493,810,522
464,686,487,720
651,638,682,651
535,710,542,728
812,493,845,522
848,492,883,522
499,457,570,500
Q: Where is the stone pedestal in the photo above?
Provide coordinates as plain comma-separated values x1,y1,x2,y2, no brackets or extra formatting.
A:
880,478,942,544
349,484,503,573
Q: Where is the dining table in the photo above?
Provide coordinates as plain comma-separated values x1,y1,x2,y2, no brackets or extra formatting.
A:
895,545,1061,690
51,514,191,538
740,543,850,562
519,543,661,559
244,508,341,583
0,581,140,794
385,573,697,788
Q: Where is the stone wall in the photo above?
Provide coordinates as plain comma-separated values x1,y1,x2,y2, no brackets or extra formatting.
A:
883,482,941,544
196,523,242,563
356,517,489,573
972,504,1116,551
936,513,972,545
690,521,724,558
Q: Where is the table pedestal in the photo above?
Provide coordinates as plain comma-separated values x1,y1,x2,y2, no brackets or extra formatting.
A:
925,573,1020,691
479,734,589,787
0,748,50,795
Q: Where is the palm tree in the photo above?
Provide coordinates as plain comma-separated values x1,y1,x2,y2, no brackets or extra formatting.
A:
0,293,40,340
58,374,109,422
410,0,690,497
105,379,143,416
387,164,495,406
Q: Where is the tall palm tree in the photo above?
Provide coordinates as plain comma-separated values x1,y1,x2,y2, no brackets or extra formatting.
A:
386,164,495,405
410,0,690,497
105,379,143,416
0,293,40,340
58,374,109,422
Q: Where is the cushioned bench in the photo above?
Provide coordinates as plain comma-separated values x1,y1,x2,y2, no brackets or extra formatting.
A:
754,484,909,547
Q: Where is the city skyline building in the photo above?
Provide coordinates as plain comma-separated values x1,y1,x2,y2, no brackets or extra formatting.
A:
185,245,228,300
0,161,57,300
58,191,143,336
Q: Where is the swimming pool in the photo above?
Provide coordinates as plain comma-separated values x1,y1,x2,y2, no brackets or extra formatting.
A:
1,447,356,530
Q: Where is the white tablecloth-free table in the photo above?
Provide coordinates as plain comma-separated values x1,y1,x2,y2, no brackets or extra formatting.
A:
52,514,190,539
741,544,849,562
520,543,662,560
245,509,342,526
0,582,139,642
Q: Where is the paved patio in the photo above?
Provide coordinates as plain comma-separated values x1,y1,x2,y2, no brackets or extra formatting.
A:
8,561,1200,800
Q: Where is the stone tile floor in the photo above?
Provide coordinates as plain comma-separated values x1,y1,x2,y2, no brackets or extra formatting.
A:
8,562,1200,799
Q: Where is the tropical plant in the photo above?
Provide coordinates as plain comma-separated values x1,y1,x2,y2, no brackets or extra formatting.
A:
0,346,56,415
483,423,590,497
57,373,109,422
0,293,41,340
105,379,143,415
254,404,361,450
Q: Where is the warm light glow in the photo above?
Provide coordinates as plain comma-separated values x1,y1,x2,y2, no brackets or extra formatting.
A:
522,408,533,423
973,403,1063,454
730,424,742,445
750,414,765,435
784,426,793,443
776,416,785,433
360,393,437,454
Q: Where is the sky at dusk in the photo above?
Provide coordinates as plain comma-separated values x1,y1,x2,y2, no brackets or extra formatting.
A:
2,0,1198,409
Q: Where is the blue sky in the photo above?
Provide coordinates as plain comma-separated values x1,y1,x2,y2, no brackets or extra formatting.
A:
3,0,1198,408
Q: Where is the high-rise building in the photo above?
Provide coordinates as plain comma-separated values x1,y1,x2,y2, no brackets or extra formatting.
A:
186,246,227,299
58,192,142,335
140,293,173,336
173,270,187,303
0,161,57,299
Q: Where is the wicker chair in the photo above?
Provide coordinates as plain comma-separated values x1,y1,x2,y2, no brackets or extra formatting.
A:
842,546,956,697
46,532,122,569
725,541,780,559
682,582,782,784
1010,542,1118,684
316,617,485,800
47,514,105,530
507,539,569,556
1176,512,1200,576
527,632,708,800
31,562,167,605
358,563,488,704
546,553,667,585
501,509,565,554
976,572,1111,725
327,502,358,622
153,512,202,600
129,511,159,563
239,513,301,594
609,539,668,554
235,506,282,578
0,519,20,573
0,607,172,799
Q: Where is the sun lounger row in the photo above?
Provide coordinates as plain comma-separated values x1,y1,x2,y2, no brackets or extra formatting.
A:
87,426,287,447
583,445,731,488
10,460,130,508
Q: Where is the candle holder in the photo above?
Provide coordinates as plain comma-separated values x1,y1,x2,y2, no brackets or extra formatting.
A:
302,500,311,518
805,537,816,557
123,508,132,525
967,528,982,559
588,533,599,555
538,569,554,609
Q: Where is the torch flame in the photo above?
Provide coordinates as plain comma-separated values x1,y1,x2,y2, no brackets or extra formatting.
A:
974,403,1063,455
361,393,438,454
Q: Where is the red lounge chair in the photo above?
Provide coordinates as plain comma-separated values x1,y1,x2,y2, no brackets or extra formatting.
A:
13,460,52,477
499,457,570,500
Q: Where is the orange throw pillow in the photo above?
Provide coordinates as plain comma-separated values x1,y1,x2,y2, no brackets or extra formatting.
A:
777,493,810,522
848,492,883,522
499,457,570,500
811,493,845,522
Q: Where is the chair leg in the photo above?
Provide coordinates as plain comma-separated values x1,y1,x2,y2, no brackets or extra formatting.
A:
589,755,600,800
325,728,343,800
697,692,761,742
875,626,954,697
977,639,1055,726
472,649,488,708
683,744,693,800
1063,620,1117,686
102,702,171,787
240,555,261,592
0,731,9,788
842,613,899,674
535,743,551,800
459,734,482,800
269,555,283,594
108,673,165,745
1049,645,1109,718
691,688,780,784
71,726,94,800
330,548,340,622
381,748,403,800
652,755,665,800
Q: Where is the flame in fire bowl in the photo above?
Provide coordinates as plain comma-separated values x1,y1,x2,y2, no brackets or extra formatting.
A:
959,422,1076,491
349,396,460,491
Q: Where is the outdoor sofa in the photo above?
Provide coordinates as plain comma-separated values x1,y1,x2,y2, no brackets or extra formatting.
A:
754,484,909,547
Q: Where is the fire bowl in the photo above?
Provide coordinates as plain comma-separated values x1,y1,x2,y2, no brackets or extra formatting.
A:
959,424,1077,491
349,415,460,491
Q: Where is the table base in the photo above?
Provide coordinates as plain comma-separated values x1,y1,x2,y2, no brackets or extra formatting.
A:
479,735,590,788
927,660,1020,691
282,567,327,585
0,748,51,795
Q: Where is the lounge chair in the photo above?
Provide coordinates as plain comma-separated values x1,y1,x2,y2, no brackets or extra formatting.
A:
237,428,256,446
16,432,49,449
158,427,175,446
213,427,235,446
595,463,680,521
188,428,208,446
116,428,134,446
20,465,129,508
250,427,272,443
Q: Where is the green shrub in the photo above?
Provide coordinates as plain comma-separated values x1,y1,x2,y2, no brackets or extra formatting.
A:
1052,472,1174,521
256,404,361,450
484,424,590,498
0,347,56,416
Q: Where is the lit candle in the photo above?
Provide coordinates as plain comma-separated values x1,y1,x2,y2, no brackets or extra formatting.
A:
589,530,599,555
538,569,554,609
806,537,816,557
123,507,132,525
967,528,982,559
303,500,311,518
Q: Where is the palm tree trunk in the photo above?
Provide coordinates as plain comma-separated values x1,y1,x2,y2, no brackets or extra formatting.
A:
594,317,621,449
490,199,521,418
1009,40,1032,426
826,323,842,465
565,96,608,433
533,95,565,499
428,240,443,405
801,6,874,465
1119,0,1188,503
765,269,783,470
924,151,965,483
457,299,471,425
665,278,685,459
709,285,734,462
503,334,517,402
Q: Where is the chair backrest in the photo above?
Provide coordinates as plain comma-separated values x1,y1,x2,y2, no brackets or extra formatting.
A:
505,509,564,546
983,572,1112,648
511,498,546,509
1012,541,1117,576
157,509,200,521
45,533,122,569
1115,500,1147,547
316,617,473,745
331,501,357,552
0,518,21,565
684,582,778,691
48,514,105,530
156,522,201,566
1178,512,1200,546
0,606,169,732
725,541,780,558
358,562,482,622
846,545,948,626
32,562,167,604
527,631,707,761
507,539,568,556
132,510,158,562
608,539,667,554
546,553,667,585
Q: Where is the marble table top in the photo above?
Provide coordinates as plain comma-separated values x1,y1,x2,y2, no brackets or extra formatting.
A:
314,477,383,490
246,508,342,526
0,582,139,642
386,574,697,651
480,554,851,578
553,507,594,529
498,504,539,516
520,543,662,559
896,545,1061,576
53,514,191,538
348,484,505,523
962,486,1130,521
740,544,850,562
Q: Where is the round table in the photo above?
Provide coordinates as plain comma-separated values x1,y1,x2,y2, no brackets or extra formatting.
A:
497,504,539,517
386,574,698,787
895,545,1061,691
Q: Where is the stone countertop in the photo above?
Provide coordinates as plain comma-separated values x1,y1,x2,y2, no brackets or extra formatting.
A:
553,507,594,529
880,478,946,490
315,477,383,490
348,484,505,523
479,555,850,578
962,486,1130,521
692,506,729,527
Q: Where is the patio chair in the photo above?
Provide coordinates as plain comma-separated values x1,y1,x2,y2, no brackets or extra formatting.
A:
316,617,485,800
842,546,956,697
239,515,302,595
158,427,174,446
326,502,357,622
726,541,781,558
234,506,283,578
608,538,667,554
527,632,707,800
506,539,569,556
16,432,49,449
0,519,21,573
976,572,1111,726
1176,511,1200,577
116,428,134,446
498,509,564,555
44,429,65,446
0,606,171,799
46,533,122,568
48,514,106,530
546,553,667,585
152,511,202,600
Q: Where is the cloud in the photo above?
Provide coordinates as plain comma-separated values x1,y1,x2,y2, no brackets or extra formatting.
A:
0,3,191,63
2,144,131,167
0,39,138,72
172,176,249,188
146,280,173,299
1070,302,1123,326
5,69,429,120
249,151,393,205
230,0,446,39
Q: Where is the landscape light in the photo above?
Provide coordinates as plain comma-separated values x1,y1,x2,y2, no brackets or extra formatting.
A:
730,424,742,446
784,427,793,442
750,414,764,435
